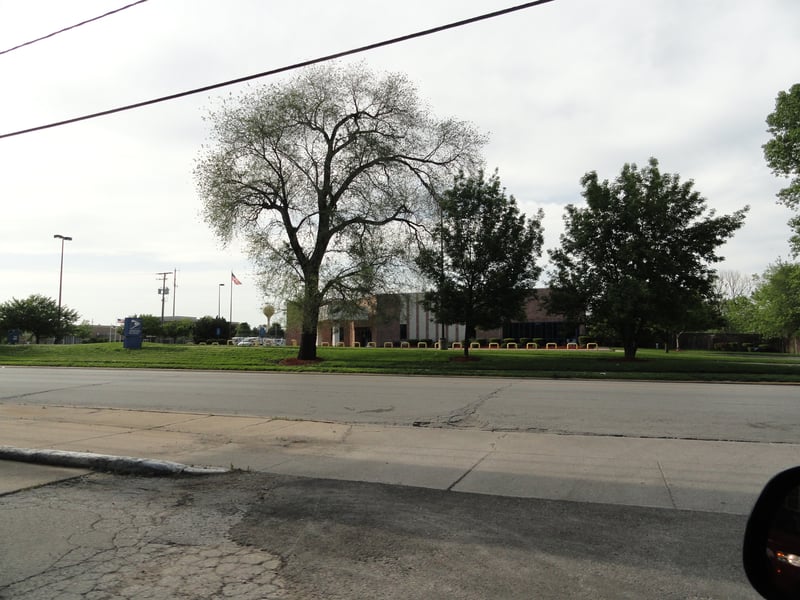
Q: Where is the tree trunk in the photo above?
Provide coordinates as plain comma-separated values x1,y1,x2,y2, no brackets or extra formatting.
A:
463,322,475,358
623,339,637,360
620,321,639,360
297,281,321,361
298,332,317,360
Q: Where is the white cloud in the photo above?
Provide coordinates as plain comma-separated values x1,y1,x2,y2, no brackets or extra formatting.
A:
1,0,799,326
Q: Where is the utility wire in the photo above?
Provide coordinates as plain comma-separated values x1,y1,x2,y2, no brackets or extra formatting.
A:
0,0,149,56
0,0,556,140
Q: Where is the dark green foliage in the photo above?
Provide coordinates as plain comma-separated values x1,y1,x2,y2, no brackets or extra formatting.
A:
162,319,195,342
131,314,164,338
266,322,285,338
416,171,544,357
0,294,79,343
193,316,230,343
763,83,800,253
235,322,253,337
547,158,748,360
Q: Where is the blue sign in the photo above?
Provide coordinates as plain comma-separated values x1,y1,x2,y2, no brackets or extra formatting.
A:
123,317,143,349
7,329,20,345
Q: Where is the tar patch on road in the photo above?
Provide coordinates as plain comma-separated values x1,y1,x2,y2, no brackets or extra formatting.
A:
231,475,756,600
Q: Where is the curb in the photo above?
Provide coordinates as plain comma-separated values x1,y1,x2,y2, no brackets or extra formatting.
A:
0,446,230,476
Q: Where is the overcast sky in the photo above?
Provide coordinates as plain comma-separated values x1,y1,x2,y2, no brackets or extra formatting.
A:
1,0,798,328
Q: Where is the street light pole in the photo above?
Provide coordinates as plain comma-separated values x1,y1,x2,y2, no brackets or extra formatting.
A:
53,234,72,343
217,283,225,318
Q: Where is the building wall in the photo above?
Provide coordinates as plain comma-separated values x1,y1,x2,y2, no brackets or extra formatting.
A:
289,289,573,347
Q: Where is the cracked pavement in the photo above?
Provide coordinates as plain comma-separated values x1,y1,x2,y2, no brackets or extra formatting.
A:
0,474,286,600
0,471,760,600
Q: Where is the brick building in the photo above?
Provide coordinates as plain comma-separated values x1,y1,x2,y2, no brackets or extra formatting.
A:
289,289,580,347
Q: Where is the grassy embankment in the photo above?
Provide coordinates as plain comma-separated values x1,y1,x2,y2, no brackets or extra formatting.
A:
1,343,799,382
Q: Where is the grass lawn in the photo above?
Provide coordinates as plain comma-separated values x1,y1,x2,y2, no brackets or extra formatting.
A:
1,343,799,383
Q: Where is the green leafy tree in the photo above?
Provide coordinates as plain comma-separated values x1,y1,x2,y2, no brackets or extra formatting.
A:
193,316,229,343
721,295,758,334
547,158,748,360
750,261,800,352
131,314,163,339
656,295,724,352
235,322,253,336
416,170,544,357
266,322,285,338
195,62,485,360
162,319,195,343
0,294,79,343
714,270,758,335
763,83,800,254
73,321,94,342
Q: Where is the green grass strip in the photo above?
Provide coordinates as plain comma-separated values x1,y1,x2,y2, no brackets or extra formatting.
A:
1,343,798,383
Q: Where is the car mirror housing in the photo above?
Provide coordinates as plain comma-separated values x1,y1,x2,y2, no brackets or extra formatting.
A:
744,467,800,599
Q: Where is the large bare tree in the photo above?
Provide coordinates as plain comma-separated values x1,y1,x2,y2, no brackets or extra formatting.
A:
196,63,484,359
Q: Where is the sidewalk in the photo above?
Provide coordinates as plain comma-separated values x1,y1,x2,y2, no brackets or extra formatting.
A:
1,402,796,514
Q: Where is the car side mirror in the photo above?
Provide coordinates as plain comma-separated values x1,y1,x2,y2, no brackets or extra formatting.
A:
744,467,800,599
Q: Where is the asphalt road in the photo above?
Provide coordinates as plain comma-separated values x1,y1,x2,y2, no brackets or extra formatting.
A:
0,471,760,599
0,367,782,598
1,366,798,442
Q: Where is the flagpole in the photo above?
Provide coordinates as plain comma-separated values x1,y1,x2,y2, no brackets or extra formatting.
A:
229,272,243,339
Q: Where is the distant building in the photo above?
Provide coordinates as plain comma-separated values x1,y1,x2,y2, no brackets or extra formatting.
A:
286,289,581,347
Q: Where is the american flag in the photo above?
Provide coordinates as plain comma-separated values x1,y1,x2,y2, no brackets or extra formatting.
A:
231,272,242,285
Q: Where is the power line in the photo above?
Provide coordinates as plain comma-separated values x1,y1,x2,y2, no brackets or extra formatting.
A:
0,0,557,140
0,0,149,57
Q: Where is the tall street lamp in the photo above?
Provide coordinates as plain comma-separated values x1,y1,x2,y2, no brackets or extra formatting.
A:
217,283,225,318
54,234,72,343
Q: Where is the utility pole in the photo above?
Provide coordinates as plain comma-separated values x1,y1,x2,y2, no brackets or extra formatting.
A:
156,272,171,326
172,268,178,318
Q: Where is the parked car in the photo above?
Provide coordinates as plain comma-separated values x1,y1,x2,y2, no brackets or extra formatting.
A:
744,467,800,599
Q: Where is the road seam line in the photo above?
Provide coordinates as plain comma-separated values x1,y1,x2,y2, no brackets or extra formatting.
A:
657,460,677,509
447,451,492,491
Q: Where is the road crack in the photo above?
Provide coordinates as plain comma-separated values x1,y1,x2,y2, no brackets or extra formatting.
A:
418,383,513,429
0,381,113,402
